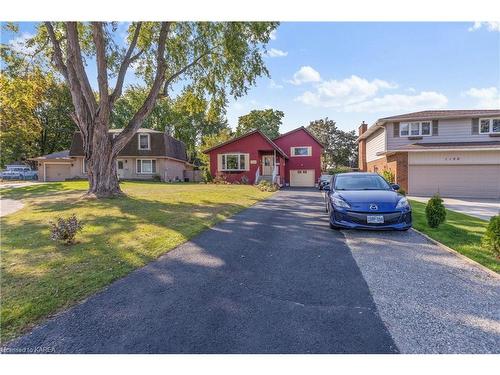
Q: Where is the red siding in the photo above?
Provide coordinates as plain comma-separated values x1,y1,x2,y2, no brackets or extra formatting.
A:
207,132,276,184
273,129,323,185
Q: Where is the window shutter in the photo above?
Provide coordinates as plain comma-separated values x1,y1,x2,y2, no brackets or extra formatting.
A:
152,160,157,173
136,160,141,173
217,154,223,171
393,122,400,137
471,118,479,135
432,120,439,136
244,154,250,171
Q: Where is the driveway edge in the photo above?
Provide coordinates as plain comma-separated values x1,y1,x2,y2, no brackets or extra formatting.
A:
411,228,499,278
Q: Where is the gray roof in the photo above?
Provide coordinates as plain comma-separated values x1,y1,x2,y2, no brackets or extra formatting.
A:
32,150,71,160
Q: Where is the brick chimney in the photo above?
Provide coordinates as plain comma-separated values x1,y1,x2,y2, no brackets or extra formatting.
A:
358,121,368,171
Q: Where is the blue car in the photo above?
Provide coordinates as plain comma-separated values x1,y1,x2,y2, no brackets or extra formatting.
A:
323,172,411,230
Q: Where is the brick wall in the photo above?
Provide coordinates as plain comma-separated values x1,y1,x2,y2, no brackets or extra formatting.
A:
366,152,409,191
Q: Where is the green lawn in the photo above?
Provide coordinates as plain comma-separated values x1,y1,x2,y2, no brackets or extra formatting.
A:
0,181,273,343
410,200,499,273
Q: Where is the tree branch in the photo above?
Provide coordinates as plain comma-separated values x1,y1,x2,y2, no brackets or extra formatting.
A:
112,22,171,154
109,22,143,106
65,22,97,114
91,22,109,106
44,22,68,80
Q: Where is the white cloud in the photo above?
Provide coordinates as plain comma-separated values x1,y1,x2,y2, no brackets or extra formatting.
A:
463,87,500,108
269,29,277,40
296,75,398,107
295,73,447,113
288,66,321,85
8,32,36,55
468,22,500,32
266,48,288,58
269,79,284,89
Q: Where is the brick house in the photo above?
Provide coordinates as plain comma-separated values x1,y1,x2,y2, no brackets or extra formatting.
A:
358,110,500,198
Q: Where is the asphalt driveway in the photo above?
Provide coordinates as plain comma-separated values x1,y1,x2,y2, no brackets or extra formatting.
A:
5,189,397,354
5,189,499,353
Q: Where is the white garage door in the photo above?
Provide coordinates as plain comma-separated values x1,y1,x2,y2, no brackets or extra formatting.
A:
290,169,315,187
409,165,500,198
45,164,71,182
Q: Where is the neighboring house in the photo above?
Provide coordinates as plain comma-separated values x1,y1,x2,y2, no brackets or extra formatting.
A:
358,110,500,198
32,129,197,182
203,126,323,187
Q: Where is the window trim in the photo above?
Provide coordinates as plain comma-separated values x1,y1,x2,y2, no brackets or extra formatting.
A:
136,159,157,174
400,121,433,137
138,133,151,150
220,153,247,171
479,118,500,134
290,146,312,157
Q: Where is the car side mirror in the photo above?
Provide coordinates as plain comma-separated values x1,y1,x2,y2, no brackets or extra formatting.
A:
323,185,331,191
391,183,400,191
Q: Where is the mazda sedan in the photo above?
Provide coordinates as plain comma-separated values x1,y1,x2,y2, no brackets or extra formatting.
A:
324,172,411,230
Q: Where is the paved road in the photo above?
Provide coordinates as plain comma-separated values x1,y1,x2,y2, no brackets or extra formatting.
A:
6,189,397,354
409,196,500,221
6,189,499,353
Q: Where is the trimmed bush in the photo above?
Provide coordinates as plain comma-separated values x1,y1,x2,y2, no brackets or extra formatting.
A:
425,194,446,228
381,169,395,184
482,215,500,258
152,175,161,182
257,180,278,192
202,168,213,183
50,214,84,245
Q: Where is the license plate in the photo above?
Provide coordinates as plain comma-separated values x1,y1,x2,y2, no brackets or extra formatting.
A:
367,215,384,224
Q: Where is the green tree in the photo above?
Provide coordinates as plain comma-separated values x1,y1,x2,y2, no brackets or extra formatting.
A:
307,117,358,169
199,128,233,167
17,21,277,197
236,109,284,139
0,69,75,167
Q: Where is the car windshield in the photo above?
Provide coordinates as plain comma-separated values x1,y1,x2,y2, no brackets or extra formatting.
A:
320,175,330,181
334,174,392,191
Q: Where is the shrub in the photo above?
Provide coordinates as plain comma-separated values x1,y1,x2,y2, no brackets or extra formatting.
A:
482,215,500,258
152,175,161,182
50,214,84,245
213,174,229,184
240,175,249,184
202,169,213,183
425,194,446,228
257,180,279,192
380,169,395,184
326,166,352,175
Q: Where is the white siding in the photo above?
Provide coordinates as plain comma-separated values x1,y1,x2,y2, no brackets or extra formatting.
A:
366,128,386,162
387,118,493,150
409,150,500,165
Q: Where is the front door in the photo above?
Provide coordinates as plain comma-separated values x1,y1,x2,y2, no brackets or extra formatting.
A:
117,160,125,178
262,155,273,175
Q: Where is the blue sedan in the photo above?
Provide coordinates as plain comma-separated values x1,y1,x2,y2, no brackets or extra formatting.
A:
323,172,412,230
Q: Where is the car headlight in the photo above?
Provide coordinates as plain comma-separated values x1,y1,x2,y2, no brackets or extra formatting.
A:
395,197,410,209
331,196,350,208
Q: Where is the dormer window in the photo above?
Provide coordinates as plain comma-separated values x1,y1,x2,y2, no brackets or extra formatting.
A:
138,133,150,150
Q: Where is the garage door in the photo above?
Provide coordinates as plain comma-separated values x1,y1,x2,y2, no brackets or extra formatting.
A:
409,165,500,198
45,164,71,182
290,169,315,187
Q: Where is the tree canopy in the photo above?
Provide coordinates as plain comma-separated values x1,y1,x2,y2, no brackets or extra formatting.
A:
236,108,284,139
306,118,358,169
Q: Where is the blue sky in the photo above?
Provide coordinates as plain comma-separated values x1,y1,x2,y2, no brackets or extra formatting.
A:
3,22,499,133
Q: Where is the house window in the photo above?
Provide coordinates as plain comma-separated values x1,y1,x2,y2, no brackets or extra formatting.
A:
221,153,246,171
138,133,150,150
400,121,432,137
291,146,312,156
136,159,156,174
479,118,500,134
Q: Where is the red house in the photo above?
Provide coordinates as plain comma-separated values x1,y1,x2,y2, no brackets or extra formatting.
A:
203,126,323,187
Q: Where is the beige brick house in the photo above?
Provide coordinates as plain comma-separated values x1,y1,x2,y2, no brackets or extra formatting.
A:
32,129,198,182
358,110,500,198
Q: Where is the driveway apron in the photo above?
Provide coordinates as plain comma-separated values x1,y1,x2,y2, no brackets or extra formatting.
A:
6,189,397,354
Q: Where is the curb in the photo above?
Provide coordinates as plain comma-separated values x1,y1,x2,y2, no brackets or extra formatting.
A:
411,228,499,279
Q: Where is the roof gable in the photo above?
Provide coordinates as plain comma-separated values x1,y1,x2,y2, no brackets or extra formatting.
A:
203,129,288,158
273,126,324,148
